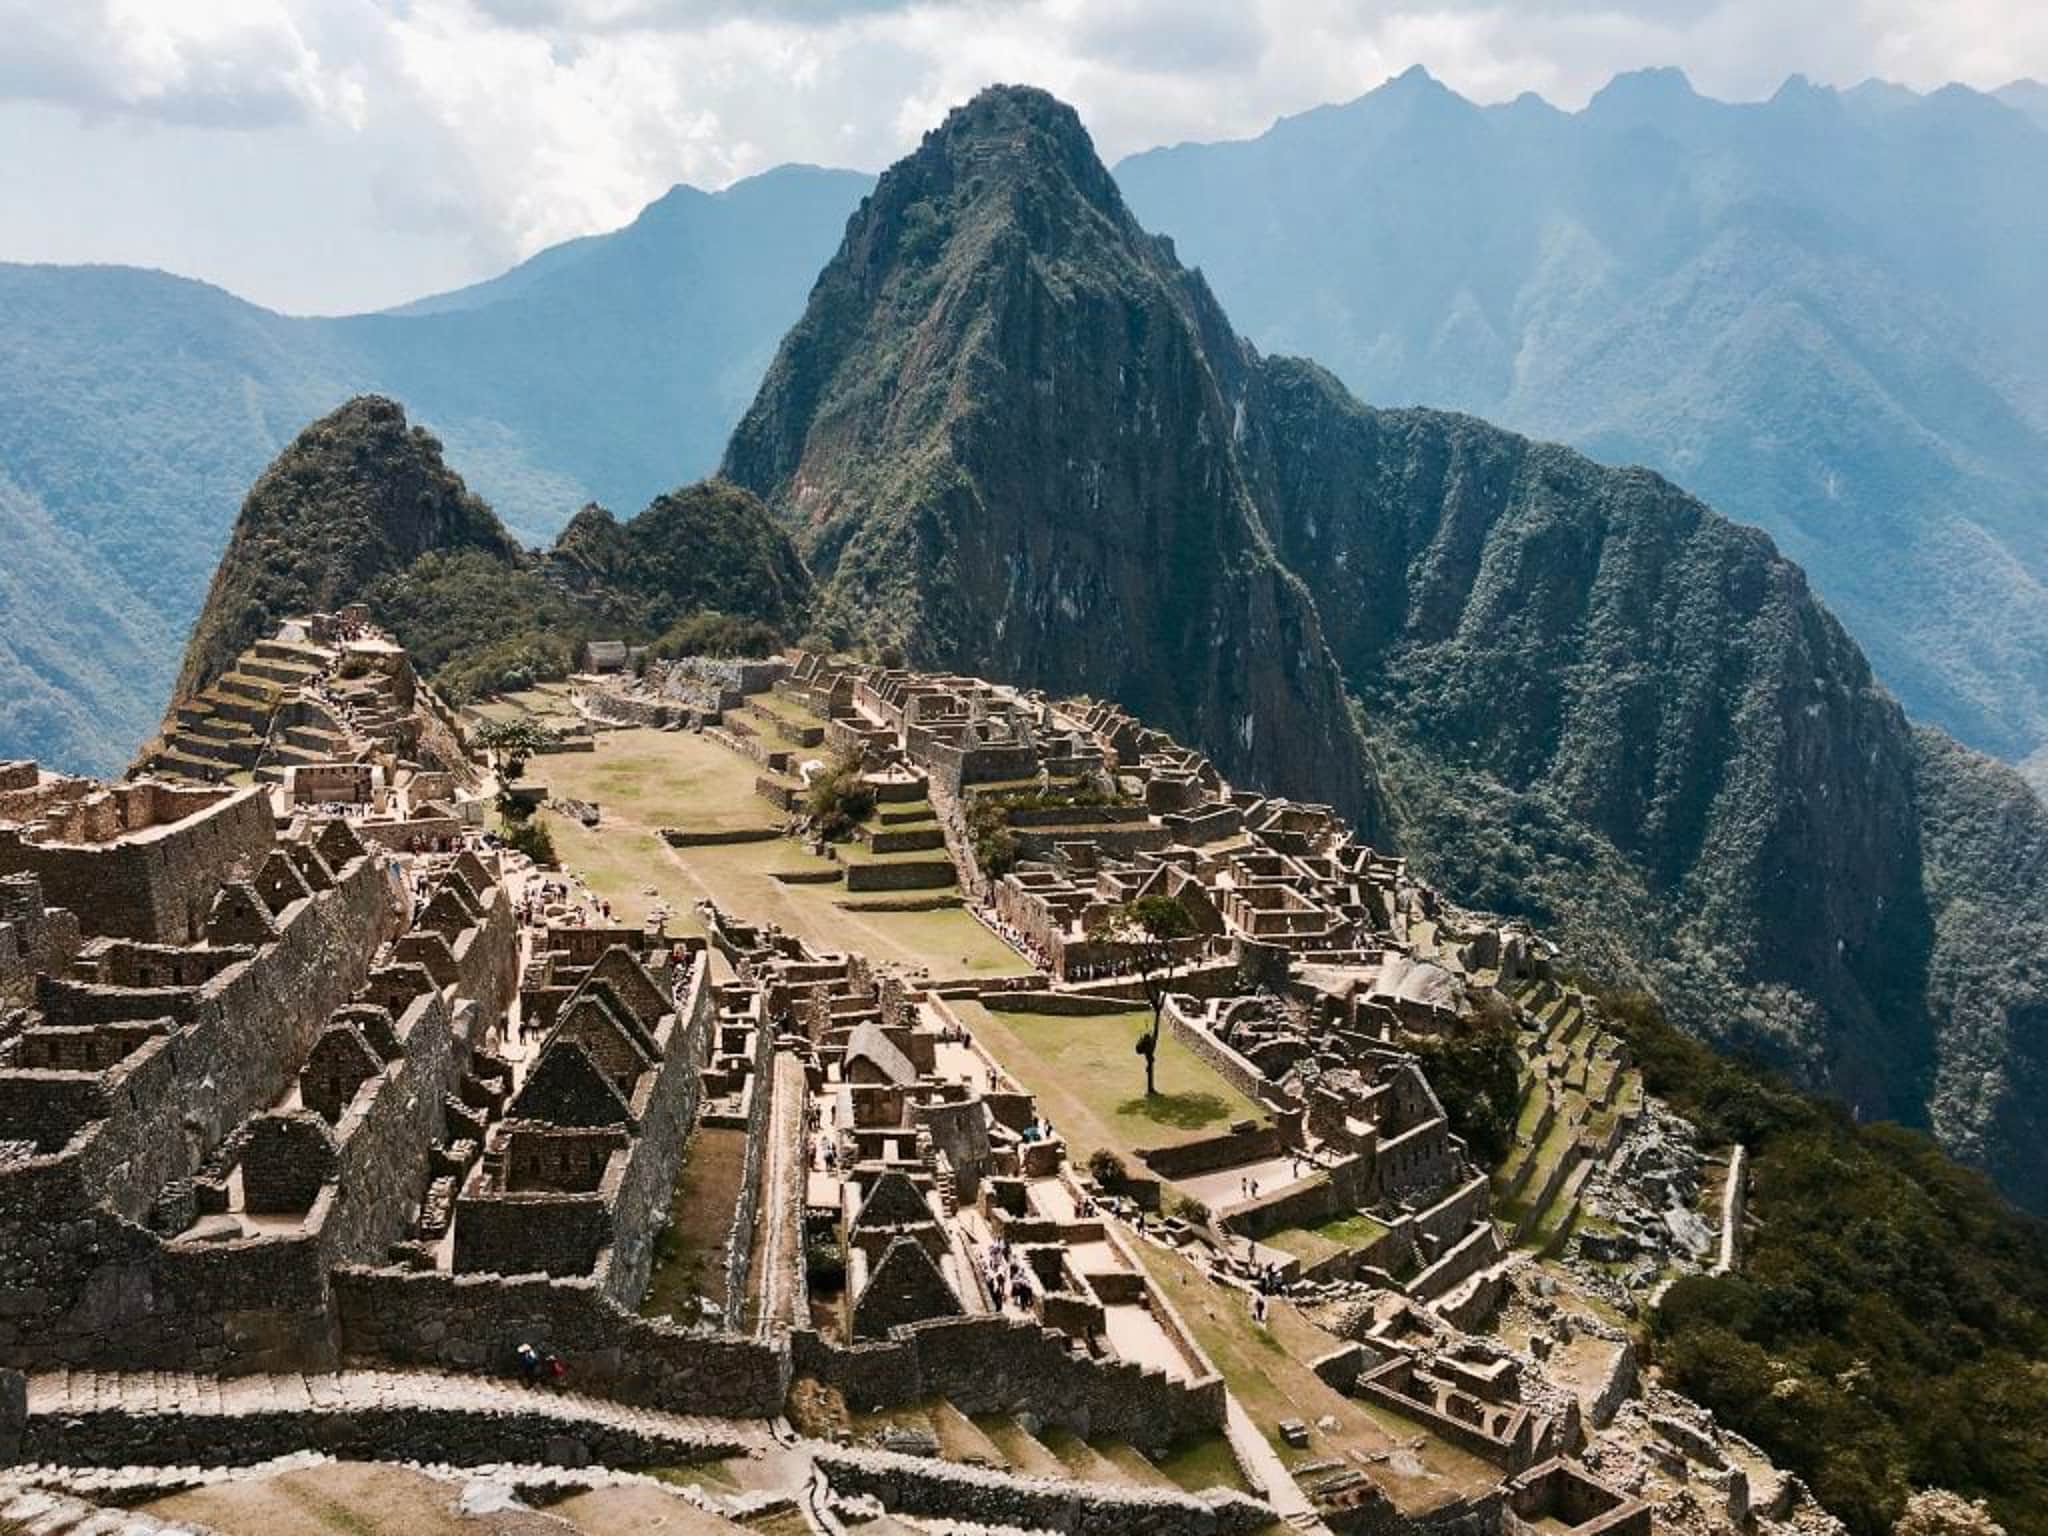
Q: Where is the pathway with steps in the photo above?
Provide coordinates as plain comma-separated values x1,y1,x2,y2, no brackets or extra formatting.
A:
1223,1396,1328,1534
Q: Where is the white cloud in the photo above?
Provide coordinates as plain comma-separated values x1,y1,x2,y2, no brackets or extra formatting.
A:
0,0,2043,312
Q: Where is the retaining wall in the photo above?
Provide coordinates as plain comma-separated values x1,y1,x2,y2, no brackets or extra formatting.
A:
332,1266,788,1418
792,1313,1225,1446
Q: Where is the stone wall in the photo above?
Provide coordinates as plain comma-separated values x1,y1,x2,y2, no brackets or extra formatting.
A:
603,956,714,1307
18,1395,752,1473
843,858,955,892
815,1447,1273,1536
318,992,465,1265
718,1012,777,1329
0,848,402,1372
1162,999,1281,1109
1138,1125,1283,1181
332,1266,788,1418
0,786,275,945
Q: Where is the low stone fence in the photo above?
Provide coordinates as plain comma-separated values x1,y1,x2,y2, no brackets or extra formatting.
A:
977,989,1145,1017
333,1266,788,1418
792,1313,1225,1447
842,858,954,892
19,1394,750,1473
816,1447,1273,1536
662,826,782,847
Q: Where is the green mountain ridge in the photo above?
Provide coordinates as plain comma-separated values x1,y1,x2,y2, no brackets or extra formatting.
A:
163,394,808,736
720,83,2048,1212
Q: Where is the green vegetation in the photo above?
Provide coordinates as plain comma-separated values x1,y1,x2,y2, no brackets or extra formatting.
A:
950,1000,1260,1164
1403,1007,1523,1166
173,398,812,723
803,753,877,842
648,609,784,661
965,780,1128,878
472,717,556,777
500,815,558,867
1607,993,2048,1536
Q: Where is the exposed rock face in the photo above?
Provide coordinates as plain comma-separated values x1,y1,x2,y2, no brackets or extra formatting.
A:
722,84,2048,1208
723,86,1382,831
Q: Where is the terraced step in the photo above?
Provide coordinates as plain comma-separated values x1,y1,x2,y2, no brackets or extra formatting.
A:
21,1367,769,1471
242,656,320,687
1091,1440,1180,1490
214,672,283,706
926,1401,1010,1469
974,1415,1070,1479
1039,1426,1133,1484
202,691,275,730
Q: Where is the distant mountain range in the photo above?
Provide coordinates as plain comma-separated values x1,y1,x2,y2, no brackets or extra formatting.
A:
1117,67,2048,769
5,70,2047,788
0,164,869,774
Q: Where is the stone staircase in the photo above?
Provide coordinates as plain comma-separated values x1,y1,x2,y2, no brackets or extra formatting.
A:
149,636,346,785
850,1397,1237,1502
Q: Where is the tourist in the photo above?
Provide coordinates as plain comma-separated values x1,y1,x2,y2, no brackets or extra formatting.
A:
1251,1291,1267,1326
544,1352,566,1389
515,1341,541,1386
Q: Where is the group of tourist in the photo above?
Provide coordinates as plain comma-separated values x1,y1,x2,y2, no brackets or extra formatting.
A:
981,1235,1036,1316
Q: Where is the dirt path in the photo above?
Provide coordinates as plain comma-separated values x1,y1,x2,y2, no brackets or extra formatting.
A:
144,1464,571,1535
750,1052,809,1337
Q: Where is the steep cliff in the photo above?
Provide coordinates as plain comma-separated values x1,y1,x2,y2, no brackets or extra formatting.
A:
723,85,2048,1206
723,87,1381,831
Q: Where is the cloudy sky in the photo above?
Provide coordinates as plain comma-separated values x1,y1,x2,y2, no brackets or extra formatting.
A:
2,0,2042,314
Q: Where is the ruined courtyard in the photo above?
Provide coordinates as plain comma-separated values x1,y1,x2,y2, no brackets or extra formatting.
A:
0,622,1839,1536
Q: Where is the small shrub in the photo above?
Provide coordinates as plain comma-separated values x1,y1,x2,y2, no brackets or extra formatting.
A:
1172,1195,1211,1227
805,754,876,842
1087,1148,1127,1190
501,816,557,867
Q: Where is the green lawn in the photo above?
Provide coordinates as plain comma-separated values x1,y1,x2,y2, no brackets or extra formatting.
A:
1263,1210,1391,1266
747,691,829,730
539,727,781,834
950,1001,1264,1164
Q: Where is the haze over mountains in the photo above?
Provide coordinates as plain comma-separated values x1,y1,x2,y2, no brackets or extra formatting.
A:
1120,66,2048,772
0,164,867,774
9,70,2048,791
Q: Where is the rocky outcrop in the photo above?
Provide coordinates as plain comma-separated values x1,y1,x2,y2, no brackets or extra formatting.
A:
723,86,1382,832
174,396,516,703
165,398,811,726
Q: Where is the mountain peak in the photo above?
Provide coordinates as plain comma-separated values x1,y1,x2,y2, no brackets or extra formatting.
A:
1586,65,1702,117
906,83,1121,212
722,86,1383,826
169,395,517,705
